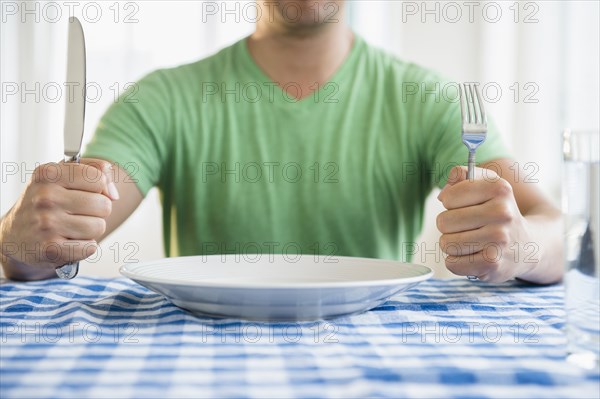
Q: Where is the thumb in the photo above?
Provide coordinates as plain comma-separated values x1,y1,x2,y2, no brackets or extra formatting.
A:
438,165,467,201
438,165,502,200
79,158,120,200
444,165,500,186
446,165,468,186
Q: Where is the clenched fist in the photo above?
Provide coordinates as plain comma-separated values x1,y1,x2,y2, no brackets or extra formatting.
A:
437,165,538,283
0,159,119,278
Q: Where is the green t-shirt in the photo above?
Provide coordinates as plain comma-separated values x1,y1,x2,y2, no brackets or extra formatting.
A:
84,35,511,261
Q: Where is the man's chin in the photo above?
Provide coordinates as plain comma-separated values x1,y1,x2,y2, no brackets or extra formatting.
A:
271,0,343,27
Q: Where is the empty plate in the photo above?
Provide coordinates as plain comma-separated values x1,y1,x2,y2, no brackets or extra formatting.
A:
120,254,433,321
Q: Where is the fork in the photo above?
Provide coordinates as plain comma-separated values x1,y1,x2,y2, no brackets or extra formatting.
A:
459,83,487,281
459,83,487,181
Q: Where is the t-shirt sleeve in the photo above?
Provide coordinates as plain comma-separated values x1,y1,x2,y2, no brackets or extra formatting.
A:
421,82,513,189
83,70,172,196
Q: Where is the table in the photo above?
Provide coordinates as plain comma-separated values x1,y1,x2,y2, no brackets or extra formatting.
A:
1,277,598,398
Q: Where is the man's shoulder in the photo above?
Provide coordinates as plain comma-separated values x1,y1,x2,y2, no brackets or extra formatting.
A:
139,38,243,88
359,37,449,85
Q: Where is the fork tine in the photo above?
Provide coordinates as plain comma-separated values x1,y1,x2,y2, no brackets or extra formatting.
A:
464,83,474,124
459,83,467,125
473,84,486,125
466,83,476,124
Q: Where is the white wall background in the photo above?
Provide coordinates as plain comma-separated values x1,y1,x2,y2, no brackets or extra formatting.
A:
1,1,599,278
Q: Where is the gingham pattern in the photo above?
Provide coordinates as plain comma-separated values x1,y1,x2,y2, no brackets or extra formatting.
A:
1,277,598,399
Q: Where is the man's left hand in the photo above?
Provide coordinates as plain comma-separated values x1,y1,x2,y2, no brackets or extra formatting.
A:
436,165,537,282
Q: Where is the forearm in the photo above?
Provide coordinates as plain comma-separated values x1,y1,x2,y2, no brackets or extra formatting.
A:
516,206,563,285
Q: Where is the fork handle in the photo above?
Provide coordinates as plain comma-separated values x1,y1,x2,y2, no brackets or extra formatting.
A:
466,152,477,283
467,151,476,181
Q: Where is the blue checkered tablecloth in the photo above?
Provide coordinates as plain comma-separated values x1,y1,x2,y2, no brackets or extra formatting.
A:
1,277,598,398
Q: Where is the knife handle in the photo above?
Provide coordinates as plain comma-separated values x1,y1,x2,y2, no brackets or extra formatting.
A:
65,154,81,163
56,262,79,279
55,154,81,279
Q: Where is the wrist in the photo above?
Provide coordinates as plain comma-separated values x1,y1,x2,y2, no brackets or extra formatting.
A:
514,214,563,284
0,211,56,281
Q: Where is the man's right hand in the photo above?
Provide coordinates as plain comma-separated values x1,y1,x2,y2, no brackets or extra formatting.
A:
0,159,119,279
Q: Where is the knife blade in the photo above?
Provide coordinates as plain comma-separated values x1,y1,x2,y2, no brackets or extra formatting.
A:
56,17,86,280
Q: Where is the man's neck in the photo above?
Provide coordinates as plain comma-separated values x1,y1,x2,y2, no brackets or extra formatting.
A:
247,23,354,100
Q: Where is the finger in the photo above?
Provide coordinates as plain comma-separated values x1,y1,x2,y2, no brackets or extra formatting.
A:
79,159,119,200
34,162,107,193
438,165,501,202
79,158,113,173
445,251,501,279
56,215,107,240
436,200,510,233
440,224,509,256
43,239,98,266
438,175,510,210
33,160,118,200
63,191,113,218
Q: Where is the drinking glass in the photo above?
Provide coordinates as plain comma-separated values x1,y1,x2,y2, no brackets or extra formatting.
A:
562,129,600,370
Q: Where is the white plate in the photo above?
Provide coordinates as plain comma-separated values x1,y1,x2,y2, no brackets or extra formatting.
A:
120,255,433,321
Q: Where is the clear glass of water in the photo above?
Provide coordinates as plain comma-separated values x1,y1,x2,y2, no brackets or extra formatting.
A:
563,129,600,370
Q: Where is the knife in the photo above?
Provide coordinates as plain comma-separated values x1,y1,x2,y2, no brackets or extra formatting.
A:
55,17,86,280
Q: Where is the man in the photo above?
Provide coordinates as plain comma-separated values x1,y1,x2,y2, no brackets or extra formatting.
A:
0,0,562,283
